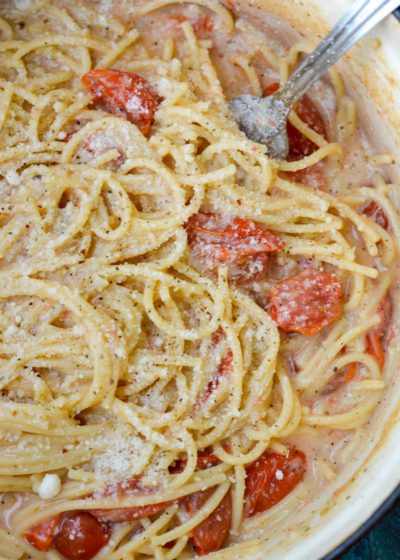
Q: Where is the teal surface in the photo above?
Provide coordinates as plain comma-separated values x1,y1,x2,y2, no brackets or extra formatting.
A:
340,504,400,559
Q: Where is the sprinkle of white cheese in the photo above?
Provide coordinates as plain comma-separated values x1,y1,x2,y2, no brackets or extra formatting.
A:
275,469,284,481
38,473,61,500
5,169,20,186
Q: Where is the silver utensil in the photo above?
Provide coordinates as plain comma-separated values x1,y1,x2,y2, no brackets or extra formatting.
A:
229,0,399,159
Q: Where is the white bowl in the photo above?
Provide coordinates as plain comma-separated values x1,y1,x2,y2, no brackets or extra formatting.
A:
236,2,400,558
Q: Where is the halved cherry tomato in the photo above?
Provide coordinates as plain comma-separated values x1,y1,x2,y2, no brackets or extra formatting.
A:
362,200,389,230
53,511,110,560
245,449,306,517
81,69,159,136
186,212,285,283
186,488,232,555
170,448,221,474
90,477,173,523
268,269,342,336
24,515,61,552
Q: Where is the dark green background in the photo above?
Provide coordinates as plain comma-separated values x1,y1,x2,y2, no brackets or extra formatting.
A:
340,504,400,559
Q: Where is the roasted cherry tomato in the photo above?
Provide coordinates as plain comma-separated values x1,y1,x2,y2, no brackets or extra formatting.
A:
90,477,172,523
186,212,285,283
81,68,159,136
186,488,232,555
268,268,342,336
245,449,306,517
53,511,110,560
24,515,61,552
362,200,389,230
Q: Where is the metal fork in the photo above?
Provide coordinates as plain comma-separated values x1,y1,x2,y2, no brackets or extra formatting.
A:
229,0,400,159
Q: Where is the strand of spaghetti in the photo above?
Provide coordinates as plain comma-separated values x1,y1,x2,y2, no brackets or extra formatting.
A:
231,464,246,535
194,30,228,106
0,277,115,408
246,370,296,440
205,539,263,559
232,54,262,96
344,273,365,311
336,96,357,142
317,256,378,278
278,143,343,171
303,394,382,429
0,17,13,40
153,481,231,546
288,110,328,149
296,315,381,389
107,506,179,558
16,472,228,531
0,34,108,54
98,29,140,67
177,164,236,185
0,476,32,492
0,529,42,560
165,536,189,560
0,83,14,131
96,523,137,559
360,185,400,250
303,351,382,397
214,440,270,466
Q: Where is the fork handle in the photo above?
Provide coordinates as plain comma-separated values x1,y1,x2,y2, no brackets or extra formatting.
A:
279,0,399,106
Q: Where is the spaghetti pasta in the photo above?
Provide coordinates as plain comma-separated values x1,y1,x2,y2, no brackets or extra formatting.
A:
0,1,398,559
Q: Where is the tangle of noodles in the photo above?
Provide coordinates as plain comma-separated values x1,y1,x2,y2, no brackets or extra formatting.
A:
0,1,398,559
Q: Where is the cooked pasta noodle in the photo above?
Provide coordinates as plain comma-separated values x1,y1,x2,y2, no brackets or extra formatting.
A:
0,1,398,559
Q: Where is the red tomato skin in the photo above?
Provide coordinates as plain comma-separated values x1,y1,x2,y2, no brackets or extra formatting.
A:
245,449,306,517
91,501,172,523
362,200,389,230
186,212,285,283
170,449,221,474
366,329,385,369
365,293,392,369
186,488,232,555
90,477,172,523
24,515,61,552
268,269,343,336
81,69,158,136
53,511,110,560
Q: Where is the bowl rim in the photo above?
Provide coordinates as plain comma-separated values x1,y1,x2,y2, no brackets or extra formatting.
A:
321,485,400,560
320,8,400,560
